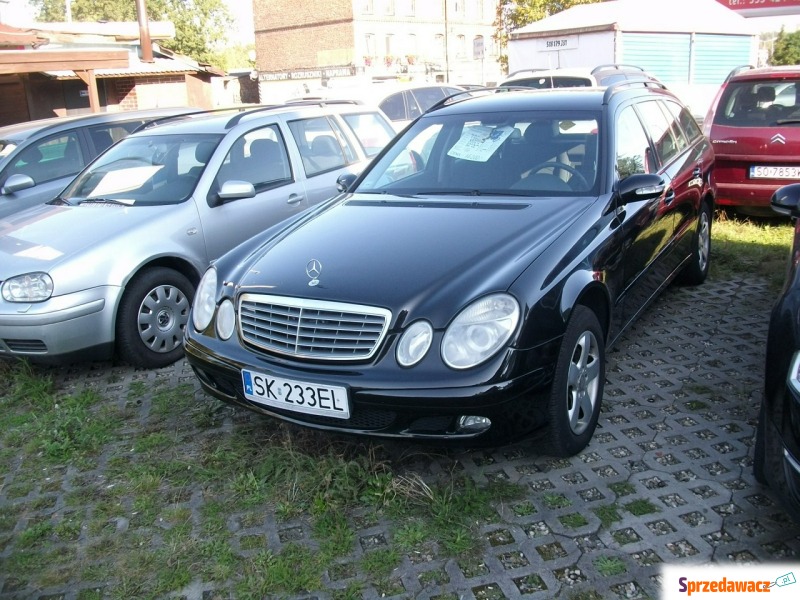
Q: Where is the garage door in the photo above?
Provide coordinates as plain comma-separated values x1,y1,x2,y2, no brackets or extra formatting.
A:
621,33,690,84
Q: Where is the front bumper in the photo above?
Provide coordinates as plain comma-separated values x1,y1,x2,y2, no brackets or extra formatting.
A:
184,335,558,443
0,286,120,361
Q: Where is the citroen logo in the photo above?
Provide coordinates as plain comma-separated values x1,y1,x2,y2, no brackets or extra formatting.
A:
306,259,322,287
771,133,786,145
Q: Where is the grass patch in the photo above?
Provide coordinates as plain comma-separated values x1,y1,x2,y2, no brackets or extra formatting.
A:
593,504,623,528
594,555,627,577
623,499,659,516
710,210,792,291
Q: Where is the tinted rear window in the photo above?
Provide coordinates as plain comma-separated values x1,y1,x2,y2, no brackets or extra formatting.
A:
501,76,593,89
713,79,800,127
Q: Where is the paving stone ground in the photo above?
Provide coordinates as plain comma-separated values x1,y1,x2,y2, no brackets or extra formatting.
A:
2,276,799,599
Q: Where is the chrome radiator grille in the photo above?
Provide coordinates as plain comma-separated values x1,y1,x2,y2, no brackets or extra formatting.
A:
238,294,392,361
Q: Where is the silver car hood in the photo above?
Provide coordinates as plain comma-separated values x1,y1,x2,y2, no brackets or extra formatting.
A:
0,202,190,279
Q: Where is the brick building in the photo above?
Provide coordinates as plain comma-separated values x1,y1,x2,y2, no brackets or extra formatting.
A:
252,0,502,100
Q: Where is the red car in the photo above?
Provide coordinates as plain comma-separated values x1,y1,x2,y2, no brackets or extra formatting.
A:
703,65,800,216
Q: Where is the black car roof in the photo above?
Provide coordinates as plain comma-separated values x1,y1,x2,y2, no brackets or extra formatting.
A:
427,81,671,117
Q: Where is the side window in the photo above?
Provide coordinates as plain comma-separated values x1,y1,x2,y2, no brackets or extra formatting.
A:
340,112,396,157
406,90,423,119
636,100,681,166
380,92,406,121
411,87,446,113
288,117,348,176
88,122,143,154
6,133,84,185
663,100,701,142
616,105,654,179
216,125,291,192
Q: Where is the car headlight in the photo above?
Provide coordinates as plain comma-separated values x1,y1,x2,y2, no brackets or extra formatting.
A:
192,268,218,332
442,294,520,369
1,272,53,302
396,320,433,367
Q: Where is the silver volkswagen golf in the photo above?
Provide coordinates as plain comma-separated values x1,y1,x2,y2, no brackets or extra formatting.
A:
0,102,396,367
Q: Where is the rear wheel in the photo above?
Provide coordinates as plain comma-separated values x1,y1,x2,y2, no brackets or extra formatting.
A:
678,201,711,285
116,267,194,368
544,306,605,457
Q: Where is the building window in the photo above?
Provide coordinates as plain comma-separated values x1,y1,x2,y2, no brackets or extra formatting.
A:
360,0,374,14
456,34,466,58
399,0,415,16
365,33,376,57
434,33,445,58
385,0,395,15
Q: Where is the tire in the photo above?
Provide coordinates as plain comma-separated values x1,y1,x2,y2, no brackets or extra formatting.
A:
678,201,711,285
116,267,195,368
544,305,605,457
753,399,767,485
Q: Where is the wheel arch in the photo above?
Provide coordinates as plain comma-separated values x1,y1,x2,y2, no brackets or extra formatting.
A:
560,271,611,341
111,256,203,332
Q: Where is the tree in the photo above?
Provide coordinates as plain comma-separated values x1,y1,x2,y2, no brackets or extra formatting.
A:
493,0,603,73
771,28,800,65
30,0,233,67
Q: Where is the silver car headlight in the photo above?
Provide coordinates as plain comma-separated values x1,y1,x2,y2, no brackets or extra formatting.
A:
396,320,433,367
192,268,218,332
442,294,520,370
1,272,53,302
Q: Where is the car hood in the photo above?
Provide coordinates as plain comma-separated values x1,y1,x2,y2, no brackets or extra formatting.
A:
233,194,591,325
0,202,185,278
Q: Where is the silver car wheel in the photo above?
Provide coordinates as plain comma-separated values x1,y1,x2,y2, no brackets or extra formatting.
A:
565,329,601,436
697,210,710,273
137,283,190,353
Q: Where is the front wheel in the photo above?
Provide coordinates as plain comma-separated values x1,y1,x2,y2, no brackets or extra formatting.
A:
543,306,605,457
116,267,195,368
678,201,711,285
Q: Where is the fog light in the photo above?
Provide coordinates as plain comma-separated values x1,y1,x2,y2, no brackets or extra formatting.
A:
216,299,236,340
457,415,491,434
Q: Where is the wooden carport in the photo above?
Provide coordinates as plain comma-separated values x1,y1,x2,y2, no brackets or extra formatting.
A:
0,37,130,112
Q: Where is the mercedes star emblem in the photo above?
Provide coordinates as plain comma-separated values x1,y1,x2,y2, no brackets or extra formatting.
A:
306,259,322,286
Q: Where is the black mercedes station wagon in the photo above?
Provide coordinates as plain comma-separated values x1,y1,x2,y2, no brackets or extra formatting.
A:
184,81,715,456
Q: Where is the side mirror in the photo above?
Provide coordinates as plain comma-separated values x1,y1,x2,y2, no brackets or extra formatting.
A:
771,183,800,218
215,180,256,205
615,173,665,206
1,173,36,195
337,172,358,193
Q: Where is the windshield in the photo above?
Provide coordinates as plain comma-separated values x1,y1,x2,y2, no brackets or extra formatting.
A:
357,111,601,197
61,134,222,206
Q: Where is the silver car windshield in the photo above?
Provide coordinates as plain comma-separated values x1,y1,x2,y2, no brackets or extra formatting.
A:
61,134,222,206
357,111,601,197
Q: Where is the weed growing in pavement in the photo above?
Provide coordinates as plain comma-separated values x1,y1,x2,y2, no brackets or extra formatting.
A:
594,555,627,577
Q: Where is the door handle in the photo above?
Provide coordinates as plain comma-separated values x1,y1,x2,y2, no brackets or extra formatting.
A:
286,194,304,205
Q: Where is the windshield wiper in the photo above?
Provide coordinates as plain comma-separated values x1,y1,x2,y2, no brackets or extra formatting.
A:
77,198,136,206
48,196,72,206
414,190,532,197
776,118,800,125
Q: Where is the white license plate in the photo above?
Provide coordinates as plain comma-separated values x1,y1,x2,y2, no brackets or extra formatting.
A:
242,369,350,419
750,165,800,179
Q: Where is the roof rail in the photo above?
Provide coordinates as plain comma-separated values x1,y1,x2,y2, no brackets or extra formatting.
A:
724,64,755,82
133,105,271,132
591,64,645,74
505,68,546,78
224,99,363,128
602,77,668,104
